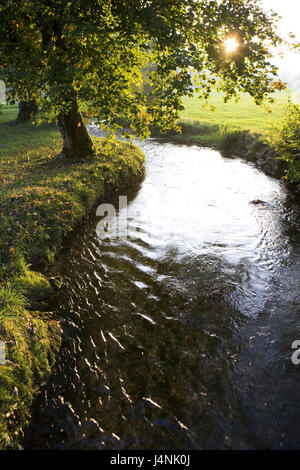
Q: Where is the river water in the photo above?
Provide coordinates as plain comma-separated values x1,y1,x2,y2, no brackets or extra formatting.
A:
25,131,300,449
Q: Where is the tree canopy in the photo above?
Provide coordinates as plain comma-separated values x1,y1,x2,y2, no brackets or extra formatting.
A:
0,0,285,157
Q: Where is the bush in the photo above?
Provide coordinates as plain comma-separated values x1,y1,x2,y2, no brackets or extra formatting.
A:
219,129,250,156
268,101,300,185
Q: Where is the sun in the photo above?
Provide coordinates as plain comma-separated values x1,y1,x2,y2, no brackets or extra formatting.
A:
224,37,239,54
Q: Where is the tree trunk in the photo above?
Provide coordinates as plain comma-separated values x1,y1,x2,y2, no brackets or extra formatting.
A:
15,100,38,124
57,97,93,159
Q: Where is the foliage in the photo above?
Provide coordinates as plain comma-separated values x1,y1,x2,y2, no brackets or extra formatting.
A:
0,307,61,449
268,101,300,184
0,0,285,139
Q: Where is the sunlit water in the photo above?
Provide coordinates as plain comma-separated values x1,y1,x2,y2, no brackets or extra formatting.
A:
25,132,300,449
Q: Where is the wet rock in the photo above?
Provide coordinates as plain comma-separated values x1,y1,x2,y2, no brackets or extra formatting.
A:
256,146,268,159
250,199,267,205
49,276,63,292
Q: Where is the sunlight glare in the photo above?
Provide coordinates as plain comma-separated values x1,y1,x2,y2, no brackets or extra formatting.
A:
224,37,239,54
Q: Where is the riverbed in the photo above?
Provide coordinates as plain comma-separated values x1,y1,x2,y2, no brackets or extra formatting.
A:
24,131,300,449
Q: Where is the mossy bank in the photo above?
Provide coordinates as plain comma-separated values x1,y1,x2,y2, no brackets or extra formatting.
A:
0,109,145,448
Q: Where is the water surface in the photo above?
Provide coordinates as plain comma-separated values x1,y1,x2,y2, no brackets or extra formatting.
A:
25,134,300,449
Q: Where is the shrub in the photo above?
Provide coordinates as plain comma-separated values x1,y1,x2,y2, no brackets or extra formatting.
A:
268,101,300,185
219,130,249,156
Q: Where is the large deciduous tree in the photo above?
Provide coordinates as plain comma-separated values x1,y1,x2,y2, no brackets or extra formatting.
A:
0,0,284,159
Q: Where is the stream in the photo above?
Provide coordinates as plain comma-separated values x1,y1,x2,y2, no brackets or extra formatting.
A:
25,129,300,449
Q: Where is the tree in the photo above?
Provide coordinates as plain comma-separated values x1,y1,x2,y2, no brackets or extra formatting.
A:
0,0,284,159
15,100,38,124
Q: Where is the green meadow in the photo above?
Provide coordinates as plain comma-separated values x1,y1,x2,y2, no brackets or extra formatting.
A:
179,92,296,134
0,105,18,124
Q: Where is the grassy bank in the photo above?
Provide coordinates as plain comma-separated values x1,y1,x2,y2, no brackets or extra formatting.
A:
153,93,300,188
154,92,292,148
0,110,145,448
154,122,287,178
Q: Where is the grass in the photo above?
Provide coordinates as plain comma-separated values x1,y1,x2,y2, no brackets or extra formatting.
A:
0,105,18,124
154,93,299,187
0,109,145,448
154,92,295,150
175,93,300,188
180,92,294,134
155,121,221,148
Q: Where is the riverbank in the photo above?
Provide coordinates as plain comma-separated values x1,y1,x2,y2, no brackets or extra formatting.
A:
0,112,145,448
153,121,300,197
154,122,284,174
155,95,300,194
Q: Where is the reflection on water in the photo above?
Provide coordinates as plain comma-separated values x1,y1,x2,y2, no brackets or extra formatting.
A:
25,136,300,449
